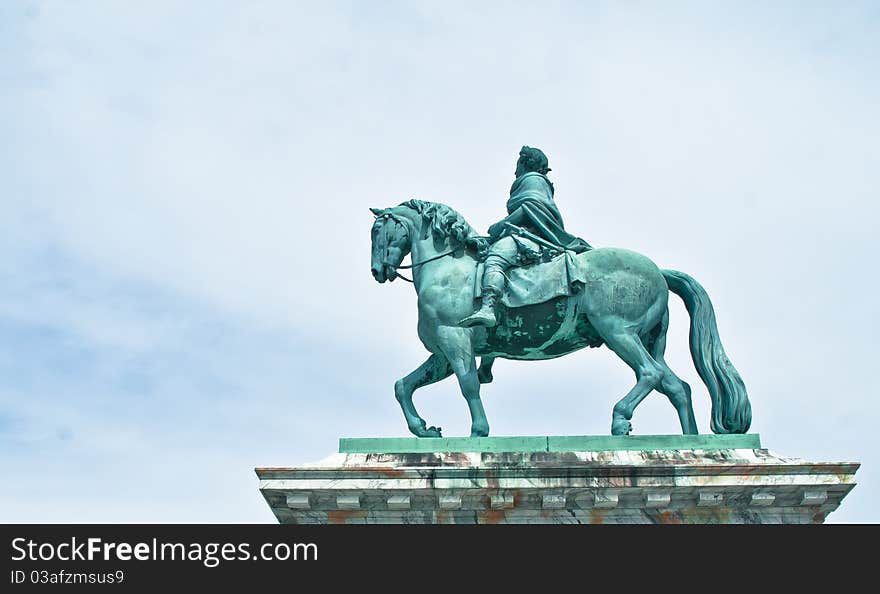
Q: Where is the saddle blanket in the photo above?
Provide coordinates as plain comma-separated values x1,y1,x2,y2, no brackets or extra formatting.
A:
474,250,588,308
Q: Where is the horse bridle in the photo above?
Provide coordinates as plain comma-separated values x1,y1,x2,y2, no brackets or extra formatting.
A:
376,212,460,283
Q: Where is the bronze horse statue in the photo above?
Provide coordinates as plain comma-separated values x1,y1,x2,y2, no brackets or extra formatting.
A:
370,200,751,438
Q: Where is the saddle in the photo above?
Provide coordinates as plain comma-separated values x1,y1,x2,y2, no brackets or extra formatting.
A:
474,250,588,308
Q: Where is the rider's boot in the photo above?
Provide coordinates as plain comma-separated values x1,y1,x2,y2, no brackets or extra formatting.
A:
460,269,505,328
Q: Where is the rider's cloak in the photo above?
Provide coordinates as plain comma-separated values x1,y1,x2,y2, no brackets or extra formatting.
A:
501,172,590,253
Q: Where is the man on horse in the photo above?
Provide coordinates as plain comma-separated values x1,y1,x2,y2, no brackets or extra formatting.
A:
460,146,591,328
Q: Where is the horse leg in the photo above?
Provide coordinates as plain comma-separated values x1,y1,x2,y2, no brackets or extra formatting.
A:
650,309,698,434
595,323,665,436
477,356,495,384
394,354,453,438
437,326,489,437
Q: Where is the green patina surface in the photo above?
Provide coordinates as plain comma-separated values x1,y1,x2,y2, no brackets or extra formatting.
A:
339,434,761,454
370,146,753,439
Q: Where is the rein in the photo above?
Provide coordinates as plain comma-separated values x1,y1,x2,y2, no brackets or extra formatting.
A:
377,210,462,283
391,246,460,283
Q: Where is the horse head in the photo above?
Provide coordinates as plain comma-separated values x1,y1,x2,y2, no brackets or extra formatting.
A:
370,207,412,283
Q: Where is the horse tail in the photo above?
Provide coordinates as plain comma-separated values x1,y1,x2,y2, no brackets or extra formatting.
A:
662,269,751,434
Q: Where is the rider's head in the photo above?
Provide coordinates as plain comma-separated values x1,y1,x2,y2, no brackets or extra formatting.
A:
516,146,551,177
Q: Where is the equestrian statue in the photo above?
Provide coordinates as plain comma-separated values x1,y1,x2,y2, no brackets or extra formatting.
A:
369,146,751,438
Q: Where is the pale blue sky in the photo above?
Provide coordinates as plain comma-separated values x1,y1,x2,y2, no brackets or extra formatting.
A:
1,1,877,522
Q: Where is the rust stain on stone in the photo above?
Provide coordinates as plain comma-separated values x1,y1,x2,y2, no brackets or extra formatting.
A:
512,489,525,507
349,467,407,479
675,507,734,524
327,510,368,524
658,511,683,524
442,453,473,467
481,510,508,524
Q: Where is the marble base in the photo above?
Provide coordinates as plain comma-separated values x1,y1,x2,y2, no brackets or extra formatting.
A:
256,435,859,524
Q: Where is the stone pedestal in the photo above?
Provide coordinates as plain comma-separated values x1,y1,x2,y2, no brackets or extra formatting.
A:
256,435,858,524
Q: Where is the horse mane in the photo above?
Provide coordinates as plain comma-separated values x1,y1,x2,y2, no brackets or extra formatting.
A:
399,199,477,244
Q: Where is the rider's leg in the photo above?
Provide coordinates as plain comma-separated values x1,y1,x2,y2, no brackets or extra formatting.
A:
459,237,517,328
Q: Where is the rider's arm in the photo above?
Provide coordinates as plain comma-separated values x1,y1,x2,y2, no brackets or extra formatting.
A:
488,207,528,239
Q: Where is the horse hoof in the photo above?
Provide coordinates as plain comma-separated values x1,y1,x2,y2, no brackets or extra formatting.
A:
611,419,632,436
425,426,442,437
470,425,490,437
409,423,442,438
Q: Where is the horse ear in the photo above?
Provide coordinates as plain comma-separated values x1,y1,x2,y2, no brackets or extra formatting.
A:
370,207,385,217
